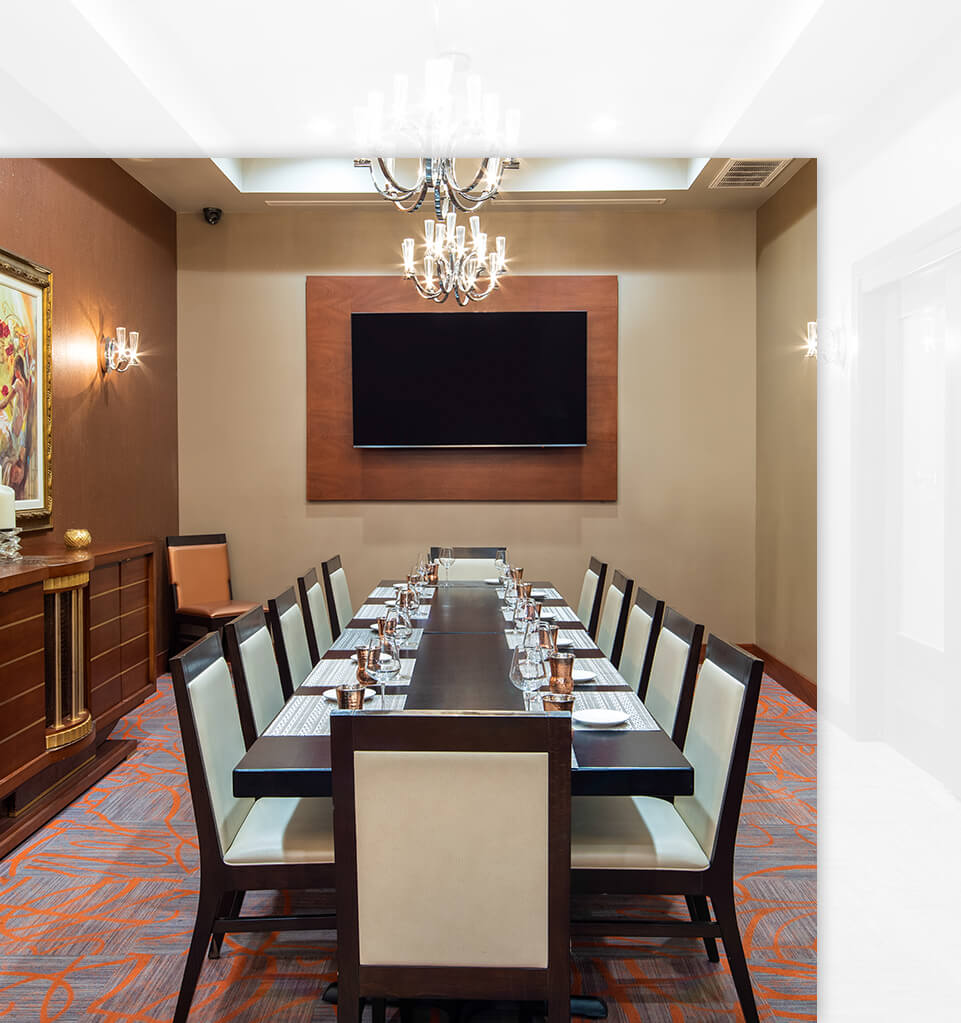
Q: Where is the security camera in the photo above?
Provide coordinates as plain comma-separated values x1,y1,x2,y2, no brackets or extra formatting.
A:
202,207,223,225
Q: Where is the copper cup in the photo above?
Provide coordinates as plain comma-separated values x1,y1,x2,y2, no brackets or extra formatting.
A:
427,562,439,585
518,581,533,600
542,691,575,715
336,683,367,710
511,566,524,583
375,617,397,640
538,623,559,655
548,651,575,694
355,646,374,683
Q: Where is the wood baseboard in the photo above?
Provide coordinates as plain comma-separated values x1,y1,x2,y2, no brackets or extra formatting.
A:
739,644,816,710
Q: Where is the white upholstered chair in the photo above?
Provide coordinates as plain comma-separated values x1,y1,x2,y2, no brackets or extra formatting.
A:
618,586,665,697
321,553,354,639
594,569,634,666
641,605,704,747
571,636,765,1023
429,545,507,581
169,632,336,1023
266,586,315,695
297,567,333,665
331,710,572,1023
575,556,607,639
223,606,288,745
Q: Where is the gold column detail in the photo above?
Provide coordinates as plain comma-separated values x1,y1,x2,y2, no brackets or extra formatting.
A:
44,573,92,751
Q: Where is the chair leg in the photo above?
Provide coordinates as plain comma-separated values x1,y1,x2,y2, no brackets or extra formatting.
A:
174,888,222,1023
371,998,386,1023
208,890,246,959
685,894,719,963
711,890,759,1023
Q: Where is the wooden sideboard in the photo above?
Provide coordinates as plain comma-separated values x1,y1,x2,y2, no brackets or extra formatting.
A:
0,540,156,858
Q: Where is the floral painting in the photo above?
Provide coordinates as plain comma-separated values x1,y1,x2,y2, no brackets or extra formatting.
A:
0,247,52,525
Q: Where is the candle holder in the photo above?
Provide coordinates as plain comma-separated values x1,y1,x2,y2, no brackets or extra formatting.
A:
0,527,22,561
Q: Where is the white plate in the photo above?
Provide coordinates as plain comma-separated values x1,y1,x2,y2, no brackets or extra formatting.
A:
572,669,596,683
573,709,628,728
350,653,396,665
323,687,376,703
532,589,547,598
539,609,556,620
484,578,500,584
556,639,574,649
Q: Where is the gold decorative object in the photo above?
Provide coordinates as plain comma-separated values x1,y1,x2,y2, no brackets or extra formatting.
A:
64,528,92,549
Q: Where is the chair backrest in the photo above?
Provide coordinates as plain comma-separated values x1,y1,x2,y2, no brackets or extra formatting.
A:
429,545,506,581
267,586,314,695
618,586,665,696
675,636,763,869
575,556,608,639
297,567,333,665
642,605,704,746
594,569,634,666
321,554,354,640
165,533,232,610
332,711,570,999
170,632,254,863
224,606,287,745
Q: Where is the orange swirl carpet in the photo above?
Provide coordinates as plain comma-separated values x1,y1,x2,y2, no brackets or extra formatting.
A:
0,676,814,1021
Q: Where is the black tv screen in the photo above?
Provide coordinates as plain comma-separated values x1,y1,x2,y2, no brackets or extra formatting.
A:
351,311,588,448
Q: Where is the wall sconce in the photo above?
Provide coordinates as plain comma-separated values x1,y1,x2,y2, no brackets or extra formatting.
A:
100,327,140,375
804,321,817,359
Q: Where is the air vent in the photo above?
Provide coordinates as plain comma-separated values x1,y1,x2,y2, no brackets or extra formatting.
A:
709,159,790,189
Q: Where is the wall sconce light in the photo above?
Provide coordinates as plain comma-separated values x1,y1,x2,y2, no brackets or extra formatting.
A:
804,321,818,359
100,327,139,375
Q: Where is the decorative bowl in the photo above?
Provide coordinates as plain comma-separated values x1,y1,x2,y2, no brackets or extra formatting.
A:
64,528,92,549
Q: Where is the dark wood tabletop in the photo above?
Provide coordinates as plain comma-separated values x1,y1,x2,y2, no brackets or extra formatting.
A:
233,580,693,799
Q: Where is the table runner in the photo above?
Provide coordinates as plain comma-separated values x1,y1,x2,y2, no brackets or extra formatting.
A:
502,604,580,623
330,627,425,651
264,692,408,737
569,658,633,688
368,585,436,600
354,602,429,620
301,656,417,688
569,689,659,730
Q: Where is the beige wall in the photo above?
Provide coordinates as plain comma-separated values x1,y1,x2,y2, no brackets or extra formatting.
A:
177,206,757,640
755,161,817,680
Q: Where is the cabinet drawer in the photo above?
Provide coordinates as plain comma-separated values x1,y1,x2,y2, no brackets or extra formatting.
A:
89,587,120,628
120,579,149,615
90,617,121,659
0,650,44,703
121,659,150,701
0,684,45,744
0,583,43,630
90,645,122,688
121,557,149,586
0,721,45,769
0,614,44,667
121,633,149,671
90,563,119,597
91,675,123,719
120,606,148,642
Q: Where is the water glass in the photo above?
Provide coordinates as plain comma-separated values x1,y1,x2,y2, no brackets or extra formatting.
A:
438,545,454,587
367,635,401,707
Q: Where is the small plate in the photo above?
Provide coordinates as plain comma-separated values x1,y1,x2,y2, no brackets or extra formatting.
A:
484,578,501,584
532,589,548,598
573,709,628,728
539,609,556,620
572,669,596,683
350,653,396,665
556,639,574,649
323,687,376,703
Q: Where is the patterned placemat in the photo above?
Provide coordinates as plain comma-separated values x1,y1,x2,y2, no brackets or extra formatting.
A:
569,689,659,730
264,693,408,736
570,658,633,687
301,656,416,688
355,603,431,623
557,629,597,649
331,627,425,650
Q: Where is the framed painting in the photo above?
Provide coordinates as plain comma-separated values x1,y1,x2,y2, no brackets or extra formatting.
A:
0,246,52,528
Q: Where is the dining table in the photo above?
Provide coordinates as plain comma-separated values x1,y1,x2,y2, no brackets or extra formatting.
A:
233,578,693,799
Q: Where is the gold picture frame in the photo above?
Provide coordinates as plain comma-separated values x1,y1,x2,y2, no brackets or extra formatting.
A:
0,246,52,528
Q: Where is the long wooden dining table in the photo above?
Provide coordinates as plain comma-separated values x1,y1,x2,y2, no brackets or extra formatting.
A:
233,579,693,800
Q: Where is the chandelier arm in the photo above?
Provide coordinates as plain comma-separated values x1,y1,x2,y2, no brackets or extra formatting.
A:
447,157,491,196
373,158,425,200
392,182,429,214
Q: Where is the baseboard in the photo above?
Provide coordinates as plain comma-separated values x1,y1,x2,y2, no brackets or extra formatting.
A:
739,644,816,710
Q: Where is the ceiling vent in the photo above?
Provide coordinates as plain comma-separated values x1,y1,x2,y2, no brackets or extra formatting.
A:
709,159,790,189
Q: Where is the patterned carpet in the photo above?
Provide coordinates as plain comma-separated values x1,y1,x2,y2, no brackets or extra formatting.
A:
0,675,815,1022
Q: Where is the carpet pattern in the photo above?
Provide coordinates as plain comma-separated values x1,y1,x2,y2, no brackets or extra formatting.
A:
0,675,815,1021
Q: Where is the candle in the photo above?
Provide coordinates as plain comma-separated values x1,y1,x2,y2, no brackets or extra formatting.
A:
0,483,14,530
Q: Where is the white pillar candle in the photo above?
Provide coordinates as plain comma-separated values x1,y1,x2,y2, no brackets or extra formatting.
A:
0,483,15,530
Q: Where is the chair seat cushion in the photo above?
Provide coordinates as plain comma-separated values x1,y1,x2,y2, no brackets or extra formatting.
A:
571,795,709,871
224,797,335,865
178,599,261,619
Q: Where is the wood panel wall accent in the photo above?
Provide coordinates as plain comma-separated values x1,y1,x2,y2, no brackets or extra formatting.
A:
306,276,618,501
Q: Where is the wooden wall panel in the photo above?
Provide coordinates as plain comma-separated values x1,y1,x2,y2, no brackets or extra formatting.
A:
305,276,618,501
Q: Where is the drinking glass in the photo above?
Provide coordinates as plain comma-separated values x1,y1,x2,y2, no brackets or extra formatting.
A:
509,645,548,711
367,635,401,707
386,604,414,650
494,548,508,581
438,546,454,587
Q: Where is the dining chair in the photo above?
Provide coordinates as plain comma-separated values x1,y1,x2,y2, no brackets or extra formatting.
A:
570,637,765,1023
321,553,354,640
297,567,333,665
266,586,314,695
429,545,507,581
575,556,608,639
223,606,287,746
331,710,571,1023
617,586,665,697
169,632,336,1023
641,606,704,748
165,533,260,652
594,569,634,666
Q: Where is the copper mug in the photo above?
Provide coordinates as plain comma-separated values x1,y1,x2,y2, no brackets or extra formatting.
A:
542,691,575,715
355,645,374,683
511,566,524,583
548,651,575,694
518,581,533,600
538,623,559,655
376,617,397,639
427,562,439,585
336,683,367,710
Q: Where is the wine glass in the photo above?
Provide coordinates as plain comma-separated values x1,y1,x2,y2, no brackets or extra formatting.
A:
494,548,508,582
367,634,401,707
438,546,454,587
509,642,548,711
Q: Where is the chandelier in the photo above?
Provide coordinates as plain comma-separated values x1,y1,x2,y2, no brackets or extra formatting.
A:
401,212,507,305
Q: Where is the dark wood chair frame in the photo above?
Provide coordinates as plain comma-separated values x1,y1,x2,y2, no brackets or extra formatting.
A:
165,533,243,654
331,710,572,1023
321,553,347,642
266,586,303,699
581,556,608,640
297,567,324,666
223,606,287,747
642,605,704,750
169,632,336,1023
603,568,634,668
628,586,665,699
571,636,764,1023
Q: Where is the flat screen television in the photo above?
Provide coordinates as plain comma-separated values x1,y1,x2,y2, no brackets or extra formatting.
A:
351,311,588,448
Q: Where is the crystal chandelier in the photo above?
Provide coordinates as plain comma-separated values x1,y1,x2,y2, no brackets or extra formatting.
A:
401,212,507,305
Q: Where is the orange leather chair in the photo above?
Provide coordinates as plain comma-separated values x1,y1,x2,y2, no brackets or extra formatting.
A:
165,534,260,652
